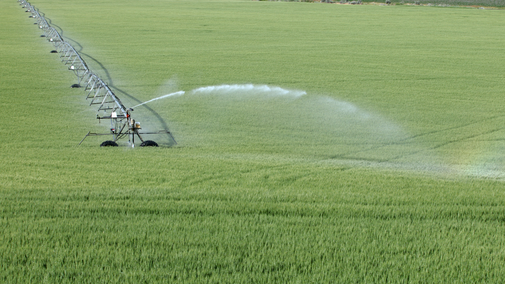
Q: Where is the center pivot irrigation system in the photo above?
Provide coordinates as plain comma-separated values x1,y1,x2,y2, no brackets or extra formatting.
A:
19,0,176,147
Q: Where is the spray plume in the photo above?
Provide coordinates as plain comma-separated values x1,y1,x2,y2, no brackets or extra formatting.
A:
131,91,185,109
191,84,306,98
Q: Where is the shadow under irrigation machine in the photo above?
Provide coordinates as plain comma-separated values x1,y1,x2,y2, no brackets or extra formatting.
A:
20,0,176,147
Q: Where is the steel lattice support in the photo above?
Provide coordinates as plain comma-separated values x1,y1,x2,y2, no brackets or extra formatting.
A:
18,0,176,147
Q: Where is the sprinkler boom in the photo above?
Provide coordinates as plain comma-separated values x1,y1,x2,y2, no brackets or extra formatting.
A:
19,0,176,147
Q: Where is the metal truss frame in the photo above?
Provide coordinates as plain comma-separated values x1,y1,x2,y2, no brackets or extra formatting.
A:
19,0,176,147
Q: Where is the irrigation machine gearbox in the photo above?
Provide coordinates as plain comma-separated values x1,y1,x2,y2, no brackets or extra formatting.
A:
79,108,175,147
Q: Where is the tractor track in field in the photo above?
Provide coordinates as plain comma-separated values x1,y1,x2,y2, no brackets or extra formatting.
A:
328,114,504,161
322,114,505,178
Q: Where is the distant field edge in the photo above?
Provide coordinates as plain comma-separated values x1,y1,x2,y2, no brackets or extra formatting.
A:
257,0,505,8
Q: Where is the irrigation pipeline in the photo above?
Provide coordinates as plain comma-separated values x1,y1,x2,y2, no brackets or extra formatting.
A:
19,0,129,119
18,0,178,146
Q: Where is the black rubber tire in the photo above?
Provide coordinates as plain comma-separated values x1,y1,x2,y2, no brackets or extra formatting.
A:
140,140,158,147
100,140,118,147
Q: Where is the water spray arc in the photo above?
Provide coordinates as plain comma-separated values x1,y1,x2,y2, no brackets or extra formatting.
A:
131,91,186,109
19,0,176,147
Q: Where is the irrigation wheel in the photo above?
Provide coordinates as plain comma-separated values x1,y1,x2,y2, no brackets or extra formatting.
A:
140,140,158,147
100,140,118,147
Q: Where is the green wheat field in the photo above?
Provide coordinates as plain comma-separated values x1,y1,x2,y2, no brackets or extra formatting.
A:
1,0,505,282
